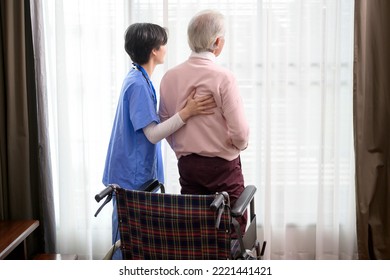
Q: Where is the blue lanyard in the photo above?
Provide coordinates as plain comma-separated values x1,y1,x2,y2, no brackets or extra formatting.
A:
133,63,157,102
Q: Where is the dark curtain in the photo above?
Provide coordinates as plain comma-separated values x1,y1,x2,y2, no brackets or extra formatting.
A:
0,0,56,256
354,0,390,259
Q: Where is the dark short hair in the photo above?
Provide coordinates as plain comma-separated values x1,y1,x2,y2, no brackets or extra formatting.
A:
124,23,168,65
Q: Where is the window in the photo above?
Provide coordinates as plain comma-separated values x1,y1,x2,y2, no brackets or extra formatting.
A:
43,0,356,259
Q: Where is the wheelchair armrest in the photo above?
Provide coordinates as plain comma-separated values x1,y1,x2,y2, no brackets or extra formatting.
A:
139,179,165,193
231,185,256,218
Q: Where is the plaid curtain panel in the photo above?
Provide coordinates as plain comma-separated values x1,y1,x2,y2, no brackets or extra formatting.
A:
115,188,232,259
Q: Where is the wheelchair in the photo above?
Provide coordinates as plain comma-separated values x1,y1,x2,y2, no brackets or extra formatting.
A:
94,179,266,260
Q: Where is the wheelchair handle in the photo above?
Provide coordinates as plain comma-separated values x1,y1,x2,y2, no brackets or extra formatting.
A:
210,193,225,211
210,192,229,229
95,185,115,202
94,185,118,217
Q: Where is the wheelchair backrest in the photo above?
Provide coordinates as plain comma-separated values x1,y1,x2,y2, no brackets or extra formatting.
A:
115,188,231,260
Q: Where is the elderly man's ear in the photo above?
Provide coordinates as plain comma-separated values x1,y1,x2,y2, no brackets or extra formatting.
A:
213,36,225,56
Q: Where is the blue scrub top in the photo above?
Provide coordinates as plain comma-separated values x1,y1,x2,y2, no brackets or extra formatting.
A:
102,66,164,190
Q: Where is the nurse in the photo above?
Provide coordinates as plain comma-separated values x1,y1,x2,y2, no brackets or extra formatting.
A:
102,23,215,259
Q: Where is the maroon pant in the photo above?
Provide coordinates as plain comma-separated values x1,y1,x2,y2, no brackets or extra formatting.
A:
178,154,247,236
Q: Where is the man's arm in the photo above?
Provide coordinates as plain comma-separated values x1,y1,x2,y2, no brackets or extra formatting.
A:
221,75,249,150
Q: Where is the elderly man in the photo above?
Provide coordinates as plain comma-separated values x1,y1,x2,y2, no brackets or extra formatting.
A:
159,9,249,234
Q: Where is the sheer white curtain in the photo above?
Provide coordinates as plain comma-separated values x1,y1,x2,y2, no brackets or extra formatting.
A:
43,0,356,259
43,0,129,259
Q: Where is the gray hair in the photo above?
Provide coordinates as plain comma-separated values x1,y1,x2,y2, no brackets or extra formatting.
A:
187,10,225,53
